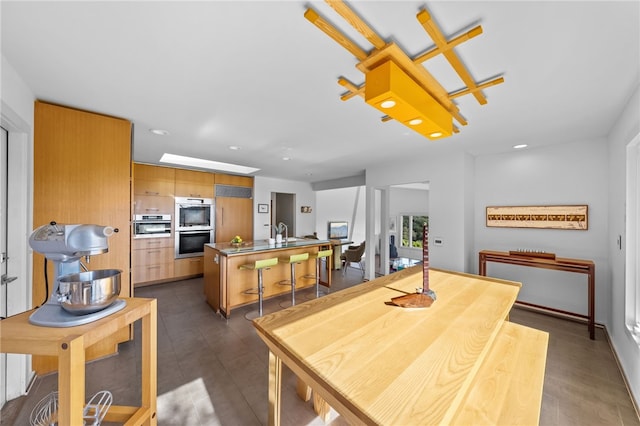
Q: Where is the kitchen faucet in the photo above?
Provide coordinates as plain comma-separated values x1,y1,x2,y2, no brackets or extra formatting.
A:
277,222,288,242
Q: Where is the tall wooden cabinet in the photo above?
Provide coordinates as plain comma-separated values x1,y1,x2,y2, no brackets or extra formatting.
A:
33,101,132,374
215,197,253,243
215,174,254,243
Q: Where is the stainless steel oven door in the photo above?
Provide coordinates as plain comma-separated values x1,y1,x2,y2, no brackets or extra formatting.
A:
175,229,214,258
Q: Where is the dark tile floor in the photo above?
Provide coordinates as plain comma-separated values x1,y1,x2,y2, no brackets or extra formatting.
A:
2,266,639,425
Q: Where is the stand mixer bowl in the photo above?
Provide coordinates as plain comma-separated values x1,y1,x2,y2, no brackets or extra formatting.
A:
58,269,122,315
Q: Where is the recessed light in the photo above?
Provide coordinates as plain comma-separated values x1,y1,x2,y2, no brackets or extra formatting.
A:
149,129,169,136
228,146,240,150
380,99,396,109
429,132,443,138
282,156,291,161
513,144,528,149
409,118,423,126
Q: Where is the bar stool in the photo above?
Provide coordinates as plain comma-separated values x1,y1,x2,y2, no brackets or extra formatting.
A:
240,257,278,320
278,252,310,308
303,249,333,299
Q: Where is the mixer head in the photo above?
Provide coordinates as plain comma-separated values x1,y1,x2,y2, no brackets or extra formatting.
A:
29,222,115,262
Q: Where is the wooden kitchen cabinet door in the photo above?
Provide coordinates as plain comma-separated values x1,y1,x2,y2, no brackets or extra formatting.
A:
133,194,174,215
215,197,253,243
175,169,214,198
33,101,132,374
133,163,175,197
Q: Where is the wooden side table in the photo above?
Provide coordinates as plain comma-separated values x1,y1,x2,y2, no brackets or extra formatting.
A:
479,249,596,339
0,297,157,425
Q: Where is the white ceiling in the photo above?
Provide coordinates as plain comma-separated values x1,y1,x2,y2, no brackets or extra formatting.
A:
2,1,639,184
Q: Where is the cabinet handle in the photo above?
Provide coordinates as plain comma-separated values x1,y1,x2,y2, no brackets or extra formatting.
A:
147,266,160,269
145,208,159,211
221,208,224,225
146,241,161,245
146,250,161,254
190,259,201,263
190,193,201,197
145,191,160,195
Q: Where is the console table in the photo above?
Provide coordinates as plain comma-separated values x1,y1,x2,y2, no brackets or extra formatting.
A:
479,250,595,339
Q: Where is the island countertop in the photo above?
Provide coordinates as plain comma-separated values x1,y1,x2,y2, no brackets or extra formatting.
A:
205,238,331,255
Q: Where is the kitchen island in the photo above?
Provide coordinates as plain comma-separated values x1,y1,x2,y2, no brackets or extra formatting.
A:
204,238,332,318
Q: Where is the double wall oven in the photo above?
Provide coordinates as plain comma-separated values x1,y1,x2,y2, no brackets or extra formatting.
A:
175,197,215,258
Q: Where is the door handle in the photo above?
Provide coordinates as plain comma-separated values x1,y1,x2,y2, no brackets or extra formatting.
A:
1,274,18,285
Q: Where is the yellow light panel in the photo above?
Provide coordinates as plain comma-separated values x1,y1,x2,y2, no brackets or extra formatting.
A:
364,60,453,139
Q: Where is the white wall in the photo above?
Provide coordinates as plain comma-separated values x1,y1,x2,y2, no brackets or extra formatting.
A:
473,140,610,322
253,176,315,240
1,54,35,402
607,83,640,408
367,150,469,272
315,186,366,244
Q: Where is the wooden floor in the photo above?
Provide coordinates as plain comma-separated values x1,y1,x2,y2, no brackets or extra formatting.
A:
2,267,639,425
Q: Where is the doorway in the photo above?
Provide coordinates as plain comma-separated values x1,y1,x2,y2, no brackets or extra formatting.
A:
271,192,296,237
1,125,7,407
0,108,33,408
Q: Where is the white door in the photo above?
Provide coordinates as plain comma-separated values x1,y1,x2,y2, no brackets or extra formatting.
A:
1,125,8,408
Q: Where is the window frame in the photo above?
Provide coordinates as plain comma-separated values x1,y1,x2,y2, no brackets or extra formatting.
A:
398,213,429,250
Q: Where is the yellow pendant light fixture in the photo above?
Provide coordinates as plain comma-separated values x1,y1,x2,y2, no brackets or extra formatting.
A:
304,1,504,140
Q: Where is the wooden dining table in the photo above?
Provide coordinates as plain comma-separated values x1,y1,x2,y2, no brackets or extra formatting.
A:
253,266,549,425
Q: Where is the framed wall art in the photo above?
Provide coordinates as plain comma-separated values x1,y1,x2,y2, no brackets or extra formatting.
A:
258,204,269,214
486,205,588,230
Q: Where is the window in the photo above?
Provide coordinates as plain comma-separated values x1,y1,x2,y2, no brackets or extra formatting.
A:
400,215,428,248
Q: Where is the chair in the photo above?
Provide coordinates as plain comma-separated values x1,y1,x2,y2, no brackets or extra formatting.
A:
240,257,279,320
278,252,310,308
340,241,365,277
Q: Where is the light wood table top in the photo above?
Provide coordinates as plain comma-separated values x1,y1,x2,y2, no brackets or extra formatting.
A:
254,267,547,425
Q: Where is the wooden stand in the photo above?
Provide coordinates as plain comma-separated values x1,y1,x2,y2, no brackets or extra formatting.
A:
0,298,157,425
479,249,596,339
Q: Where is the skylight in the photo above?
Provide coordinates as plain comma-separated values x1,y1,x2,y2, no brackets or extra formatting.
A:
159,153,259,175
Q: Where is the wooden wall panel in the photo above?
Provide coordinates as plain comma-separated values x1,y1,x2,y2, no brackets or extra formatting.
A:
33,101,132,374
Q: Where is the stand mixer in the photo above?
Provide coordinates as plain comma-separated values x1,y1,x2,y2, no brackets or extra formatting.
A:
29,222,126,327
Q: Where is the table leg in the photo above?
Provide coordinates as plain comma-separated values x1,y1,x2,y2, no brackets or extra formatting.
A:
57,334,85,425
268,351,282,426
142,299,158,425
313,392,331,423
588,266,595,340
296,378,312,402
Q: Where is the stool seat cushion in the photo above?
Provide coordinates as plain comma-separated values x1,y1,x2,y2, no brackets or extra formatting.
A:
240,257,279,270
280,253,309,263
312,249,333,259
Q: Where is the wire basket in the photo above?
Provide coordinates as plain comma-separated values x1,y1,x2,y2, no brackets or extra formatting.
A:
29,390,113,426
